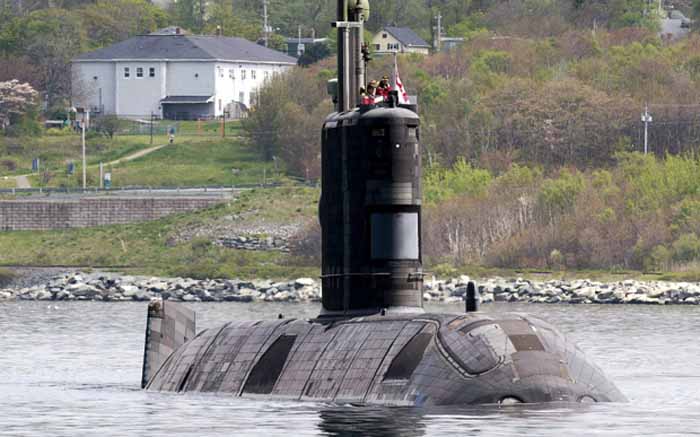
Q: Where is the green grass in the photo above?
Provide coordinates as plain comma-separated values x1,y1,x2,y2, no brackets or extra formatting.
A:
0,186,320,279
0,177,15,189
2,184,698,282
29,137,283,188
0,130,228,178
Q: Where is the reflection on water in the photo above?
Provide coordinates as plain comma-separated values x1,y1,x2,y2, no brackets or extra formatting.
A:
318,406,426,437
0,301,699,436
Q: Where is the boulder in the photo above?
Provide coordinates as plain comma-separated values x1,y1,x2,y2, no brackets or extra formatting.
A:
120,285,140,297
70,284,101,298
295,278,316,288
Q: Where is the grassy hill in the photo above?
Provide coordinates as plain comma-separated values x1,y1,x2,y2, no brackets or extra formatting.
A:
28,137,282,189
0,120,286,189
0,186,320,279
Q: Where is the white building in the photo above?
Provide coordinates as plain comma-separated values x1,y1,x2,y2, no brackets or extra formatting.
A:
71,32,297,120
371,27,430,56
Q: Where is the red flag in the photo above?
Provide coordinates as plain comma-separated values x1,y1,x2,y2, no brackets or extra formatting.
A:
393,57,409,104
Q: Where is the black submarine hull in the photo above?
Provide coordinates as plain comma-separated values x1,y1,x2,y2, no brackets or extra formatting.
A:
144,302,625,405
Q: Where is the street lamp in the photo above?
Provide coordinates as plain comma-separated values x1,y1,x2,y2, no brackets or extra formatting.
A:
70,106,89,190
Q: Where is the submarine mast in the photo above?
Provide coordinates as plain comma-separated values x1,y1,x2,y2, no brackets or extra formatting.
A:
320,0,424,317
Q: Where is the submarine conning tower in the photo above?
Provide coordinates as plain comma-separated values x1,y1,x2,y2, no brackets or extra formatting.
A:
319,0,423,317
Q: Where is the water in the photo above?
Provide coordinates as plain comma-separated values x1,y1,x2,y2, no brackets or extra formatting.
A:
1,301,699,436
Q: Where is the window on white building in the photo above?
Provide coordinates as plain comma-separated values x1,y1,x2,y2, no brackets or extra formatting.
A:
264,71,269,79
229,68,235,79
387,43,399,50
382,33,388,38
239,91,245,103
124,67,130,78
250,91,257,106
241,69,246,80
251,70,256,79
136,67,144,78
149,67,155,77
374,44,380,50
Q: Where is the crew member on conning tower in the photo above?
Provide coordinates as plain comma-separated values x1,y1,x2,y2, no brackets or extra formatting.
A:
377,75,392,99
362,80,379,105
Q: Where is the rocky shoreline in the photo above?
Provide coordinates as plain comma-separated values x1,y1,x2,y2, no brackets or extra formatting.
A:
1,272,699,305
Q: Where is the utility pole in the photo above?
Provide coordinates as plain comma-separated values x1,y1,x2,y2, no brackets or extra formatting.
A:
263,0,269,47
434,12,442,52
150,112,154,146
298,25,303,57
70,106,88,191
642,103,652,155
83,109,89,191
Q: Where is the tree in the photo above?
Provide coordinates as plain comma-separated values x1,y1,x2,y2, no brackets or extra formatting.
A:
202,2,260,40
0,79,38,131
242,65,330,174
170,0,207,33
297,42,331,66
94,115,125,139
77,0,169,49
19,8,86,109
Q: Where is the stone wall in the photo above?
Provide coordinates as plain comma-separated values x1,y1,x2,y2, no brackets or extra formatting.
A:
0,197,225,230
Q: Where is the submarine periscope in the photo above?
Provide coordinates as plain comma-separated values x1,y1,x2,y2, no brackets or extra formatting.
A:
140,0,626,406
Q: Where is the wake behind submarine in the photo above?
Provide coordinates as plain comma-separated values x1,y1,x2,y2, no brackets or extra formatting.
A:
140,0,626,406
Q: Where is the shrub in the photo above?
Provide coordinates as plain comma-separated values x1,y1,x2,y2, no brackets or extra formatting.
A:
672,233,700,263
289,219,321,262
1,159,16,171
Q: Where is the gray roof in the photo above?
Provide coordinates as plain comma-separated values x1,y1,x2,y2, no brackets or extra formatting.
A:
161,95,214,104
285,37,328,44
74,35,296,64
383,27,430,48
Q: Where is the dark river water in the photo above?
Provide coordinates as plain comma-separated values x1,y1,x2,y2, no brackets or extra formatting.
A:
1,301,698,436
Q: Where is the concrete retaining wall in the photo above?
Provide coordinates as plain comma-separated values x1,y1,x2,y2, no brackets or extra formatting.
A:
0,197,225,230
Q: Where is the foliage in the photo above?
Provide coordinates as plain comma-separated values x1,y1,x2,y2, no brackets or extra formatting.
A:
298,42,332,67
242,65,330,179
0,79,38,132
424,159,492,203
94,115,126,139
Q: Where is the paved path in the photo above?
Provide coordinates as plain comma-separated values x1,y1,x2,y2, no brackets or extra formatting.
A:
15,175,30,189
107,143,168,166
9,143,169,189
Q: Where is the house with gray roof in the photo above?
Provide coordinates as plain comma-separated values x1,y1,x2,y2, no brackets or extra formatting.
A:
72,30,297,120
370,27,430,55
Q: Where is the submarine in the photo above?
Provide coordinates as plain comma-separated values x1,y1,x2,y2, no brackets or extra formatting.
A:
140,0,626,406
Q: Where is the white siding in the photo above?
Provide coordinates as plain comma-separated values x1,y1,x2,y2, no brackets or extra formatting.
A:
215,62,290,113
71,62,116,114
114,61,168,117
73,59,293,119
166,62,216,98
371,31,430,55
